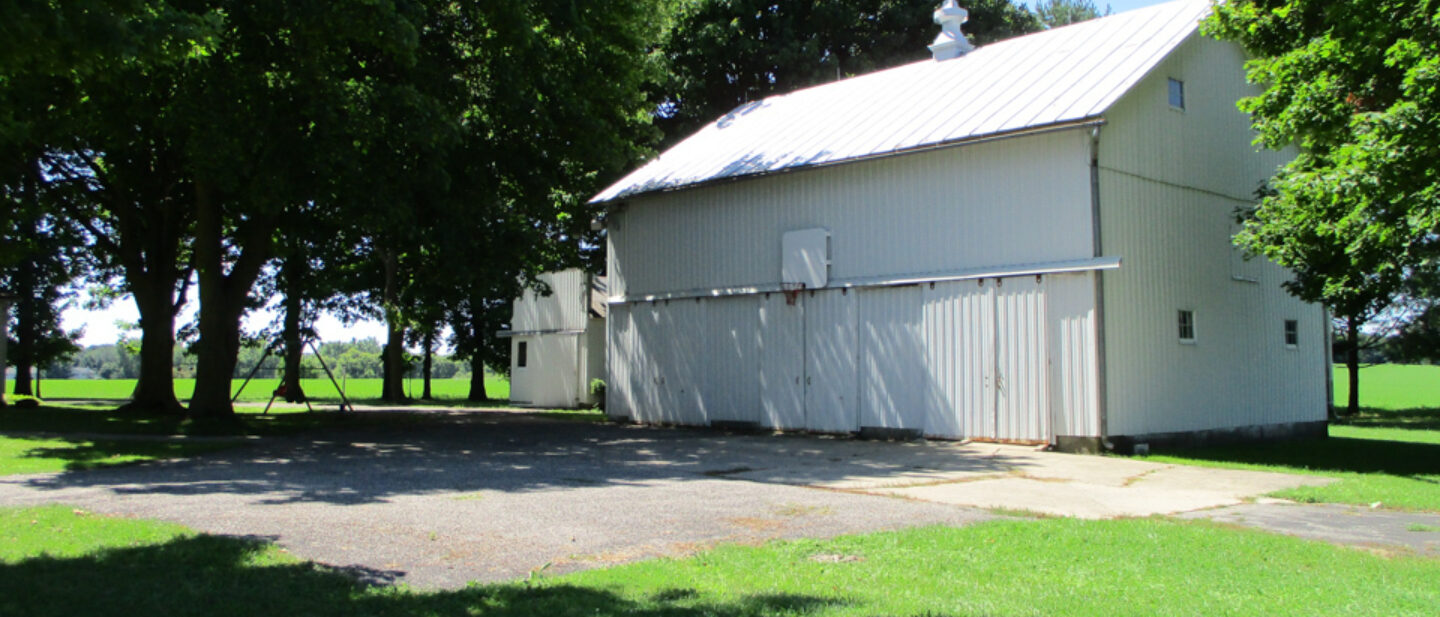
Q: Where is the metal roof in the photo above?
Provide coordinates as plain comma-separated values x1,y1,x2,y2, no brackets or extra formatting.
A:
591,0,1210,204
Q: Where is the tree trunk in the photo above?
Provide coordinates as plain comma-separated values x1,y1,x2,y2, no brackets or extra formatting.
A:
188,180,274,418
1345,313,1361,417
381,344,392,399
468,356,489,402
281,257,308,402
11,261,35,398
122,280,184,414
421,329,433,400
381,249,407,402
11,193,38,397
60,152,190,415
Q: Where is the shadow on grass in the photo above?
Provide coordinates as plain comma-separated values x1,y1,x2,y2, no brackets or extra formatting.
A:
0,407,188,436
0,405,489,439
1161,436,1440,478
19,438,244,472
0,534,845,617
1340,406,1440,431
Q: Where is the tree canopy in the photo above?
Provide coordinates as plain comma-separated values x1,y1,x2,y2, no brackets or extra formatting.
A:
1206,0,1440,414
3,0,665,416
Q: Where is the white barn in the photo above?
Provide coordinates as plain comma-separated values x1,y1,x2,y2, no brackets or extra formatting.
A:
501,269,606,409
591,0,1329,452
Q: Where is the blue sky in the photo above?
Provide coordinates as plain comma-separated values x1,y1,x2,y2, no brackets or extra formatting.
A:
1096,0,1174,15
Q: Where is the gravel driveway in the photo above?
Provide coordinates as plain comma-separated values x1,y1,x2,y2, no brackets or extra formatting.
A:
4,411,1431,589
0,413,996,589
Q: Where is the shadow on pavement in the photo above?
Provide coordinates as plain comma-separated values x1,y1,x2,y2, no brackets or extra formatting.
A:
15,413,1032,505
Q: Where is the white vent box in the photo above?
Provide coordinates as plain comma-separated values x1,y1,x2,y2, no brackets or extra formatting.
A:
782,228,830,289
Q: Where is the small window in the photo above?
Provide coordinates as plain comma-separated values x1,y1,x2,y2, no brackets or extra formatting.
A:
1178,310,1196,343
517,341,528,367
1284,320,1298,347
1168,78,1185,110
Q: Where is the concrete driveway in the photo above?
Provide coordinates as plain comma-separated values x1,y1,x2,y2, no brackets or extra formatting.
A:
0,412,1333,589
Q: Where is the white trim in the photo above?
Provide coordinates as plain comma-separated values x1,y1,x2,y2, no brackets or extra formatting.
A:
608,257,1122,304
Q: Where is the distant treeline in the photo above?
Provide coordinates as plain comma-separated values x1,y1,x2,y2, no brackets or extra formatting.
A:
30,338,467,381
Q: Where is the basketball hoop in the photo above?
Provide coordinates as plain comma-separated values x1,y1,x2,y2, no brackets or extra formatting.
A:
780,282,806,306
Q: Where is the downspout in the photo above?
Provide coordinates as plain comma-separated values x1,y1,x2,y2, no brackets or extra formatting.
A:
1090,124,1113,452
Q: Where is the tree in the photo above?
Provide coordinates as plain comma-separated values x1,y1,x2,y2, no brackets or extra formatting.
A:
1034,0,1107,28
659,0,1042,143
1,156,83,397
1207,0,1440,416
1,3,218,413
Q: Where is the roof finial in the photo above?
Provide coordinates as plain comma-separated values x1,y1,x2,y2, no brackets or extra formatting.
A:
929,0,975,61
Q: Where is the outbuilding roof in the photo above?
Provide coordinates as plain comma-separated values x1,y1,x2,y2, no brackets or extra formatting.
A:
590,0,1210,204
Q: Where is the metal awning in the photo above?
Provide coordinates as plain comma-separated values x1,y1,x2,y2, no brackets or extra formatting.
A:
608,256,1121,304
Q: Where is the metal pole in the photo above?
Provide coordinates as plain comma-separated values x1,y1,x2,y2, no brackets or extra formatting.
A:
307,340,352,413
232,340,280,404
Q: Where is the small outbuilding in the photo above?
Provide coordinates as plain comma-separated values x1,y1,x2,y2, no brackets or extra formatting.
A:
589,0,1329,451
500,269,606,409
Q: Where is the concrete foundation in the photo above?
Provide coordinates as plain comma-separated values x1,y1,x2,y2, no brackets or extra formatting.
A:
709,420,763,433
1108,420,1329,454
1054,436,1105,454
859,426,923,441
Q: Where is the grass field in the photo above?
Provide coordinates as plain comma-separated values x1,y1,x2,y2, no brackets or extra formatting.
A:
1,506,1436,617
1332,363,1440,410
17,376,510,404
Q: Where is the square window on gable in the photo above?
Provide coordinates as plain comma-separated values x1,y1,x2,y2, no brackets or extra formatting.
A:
1168,78,1185,110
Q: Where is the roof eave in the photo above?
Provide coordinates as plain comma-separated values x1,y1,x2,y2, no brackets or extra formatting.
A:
587,116,1108,206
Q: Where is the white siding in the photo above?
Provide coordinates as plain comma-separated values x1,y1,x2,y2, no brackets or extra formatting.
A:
922,280,994,438
509,334,580,408
858,286,926,431
607,272,1101,442
512,269,590,332
758,293,806,429
697,296,762,424
1098,35,1327,437
804,290,859,433
994,277,1050,441
607,305,636,419
607,130,1093,298
1047,273,1101,437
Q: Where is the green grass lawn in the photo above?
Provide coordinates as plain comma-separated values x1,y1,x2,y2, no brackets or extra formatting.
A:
0,435,239,476
19,376,511,404
1333,363,1440,410
1,506,1436,617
